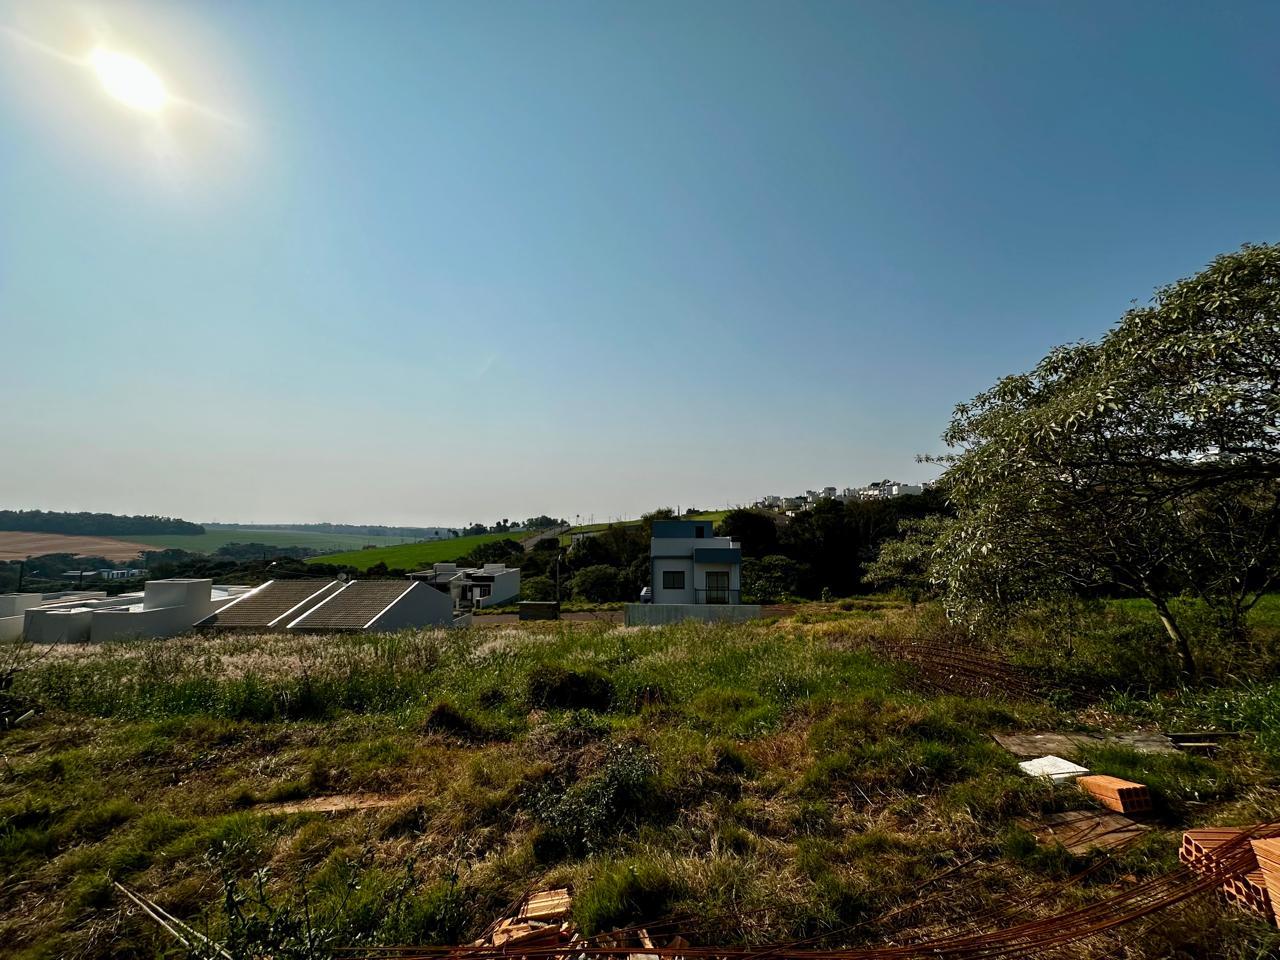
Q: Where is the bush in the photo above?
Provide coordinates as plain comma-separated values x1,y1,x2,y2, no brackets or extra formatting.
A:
570,565,624,603
527,665,614,711
530,741,658,858
522,576,558,602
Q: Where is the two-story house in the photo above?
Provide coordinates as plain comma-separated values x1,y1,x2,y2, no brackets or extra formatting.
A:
649,519,742,605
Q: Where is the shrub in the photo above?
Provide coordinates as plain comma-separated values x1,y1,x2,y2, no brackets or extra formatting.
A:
522,576,558,602
574,858,682,934
570,565,624,603
527,665,614,711
530,741,658,858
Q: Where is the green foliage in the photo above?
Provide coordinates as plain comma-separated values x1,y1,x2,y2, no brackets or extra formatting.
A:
716,510,779,557
530,741,659,859
570,565,625,602
741,555,804,604
521,576,557,601
573,858,682,934
931,244,1280,674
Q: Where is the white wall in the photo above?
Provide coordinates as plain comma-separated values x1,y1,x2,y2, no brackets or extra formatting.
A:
0,595,42,618
368,582,457,630
24,608,94,643
653,558,695,604
477,568,520,607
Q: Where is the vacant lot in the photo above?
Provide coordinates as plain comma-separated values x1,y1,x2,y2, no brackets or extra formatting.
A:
3,600,1278,959
308,532,516,571
0,531,153,562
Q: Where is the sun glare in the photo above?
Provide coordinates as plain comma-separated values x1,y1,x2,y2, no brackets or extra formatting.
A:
89,47,168,114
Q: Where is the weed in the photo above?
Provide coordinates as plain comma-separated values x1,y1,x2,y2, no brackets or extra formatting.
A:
574,858,683,934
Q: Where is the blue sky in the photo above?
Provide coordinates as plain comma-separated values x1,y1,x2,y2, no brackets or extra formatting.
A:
2,1,1278,526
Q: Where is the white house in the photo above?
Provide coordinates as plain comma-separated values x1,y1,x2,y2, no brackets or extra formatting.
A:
288,580,461,630
626,519,760,625
408,562,520,611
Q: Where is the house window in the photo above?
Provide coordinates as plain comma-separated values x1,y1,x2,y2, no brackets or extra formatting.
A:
662,570,685,590
705,571,730,604
695,526,705,538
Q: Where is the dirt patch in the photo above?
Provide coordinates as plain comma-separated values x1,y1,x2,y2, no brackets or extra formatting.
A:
0,531,152,562
256,793,405,815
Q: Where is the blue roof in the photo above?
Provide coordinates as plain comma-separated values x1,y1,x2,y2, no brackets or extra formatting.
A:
651,519,714,538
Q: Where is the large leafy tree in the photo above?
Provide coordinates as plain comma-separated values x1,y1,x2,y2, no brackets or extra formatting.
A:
930,244,1280,674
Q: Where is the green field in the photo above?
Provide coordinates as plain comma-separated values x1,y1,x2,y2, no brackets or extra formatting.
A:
130,527,418,554
306,532,515,571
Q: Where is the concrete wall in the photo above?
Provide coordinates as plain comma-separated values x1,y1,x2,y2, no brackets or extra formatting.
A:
0,615,25,642
624,603,762,626
368,582,457,630
90,579,218,642
24,608,95,643
0,595,43,618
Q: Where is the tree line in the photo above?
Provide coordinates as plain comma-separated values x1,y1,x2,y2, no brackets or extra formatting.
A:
0,510,204,536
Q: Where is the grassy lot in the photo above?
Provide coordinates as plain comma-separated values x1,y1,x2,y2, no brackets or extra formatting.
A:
307,532,516,571
3,601,1279,959
130,527,418,554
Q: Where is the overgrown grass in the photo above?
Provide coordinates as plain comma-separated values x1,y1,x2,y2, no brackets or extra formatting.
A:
2,606,1278,959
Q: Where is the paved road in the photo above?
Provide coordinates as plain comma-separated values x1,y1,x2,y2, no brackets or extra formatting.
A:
520,525,571,552
474,604,795,626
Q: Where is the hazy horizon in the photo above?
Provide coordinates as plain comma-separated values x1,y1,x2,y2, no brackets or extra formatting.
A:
4,0,1278,527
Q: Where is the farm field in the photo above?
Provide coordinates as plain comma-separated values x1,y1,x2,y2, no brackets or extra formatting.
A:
0,531,154,562
307,532,515,571
4,600,1278,959
129,527,419,554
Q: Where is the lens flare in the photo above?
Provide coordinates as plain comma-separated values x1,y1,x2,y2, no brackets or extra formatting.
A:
89,47,168,113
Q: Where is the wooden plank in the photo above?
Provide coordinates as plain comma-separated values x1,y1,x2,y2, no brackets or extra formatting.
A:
993,731,1176,758
1030,810,1148,855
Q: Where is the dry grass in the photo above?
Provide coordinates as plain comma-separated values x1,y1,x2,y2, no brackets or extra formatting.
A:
1,605,1278,959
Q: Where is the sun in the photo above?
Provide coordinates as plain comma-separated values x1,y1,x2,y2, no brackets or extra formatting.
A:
89,48,168,114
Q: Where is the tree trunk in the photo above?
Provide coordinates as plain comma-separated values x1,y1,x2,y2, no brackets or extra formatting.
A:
1151,597,1197,677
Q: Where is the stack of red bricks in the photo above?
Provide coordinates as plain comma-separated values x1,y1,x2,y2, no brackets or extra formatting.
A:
1181,826,1276,926
1252,838,1280,924
1076,775,1152,814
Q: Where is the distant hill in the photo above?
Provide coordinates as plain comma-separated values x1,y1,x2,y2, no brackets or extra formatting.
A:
204,522,454,539
131,526,422,555
0,510,204,537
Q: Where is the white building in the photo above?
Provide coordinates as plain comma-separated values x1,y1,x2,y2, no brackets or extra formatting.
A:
288,580,460,631
199,576,476,630
408,562,521,610
626,519,759,625
13,580,252,644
